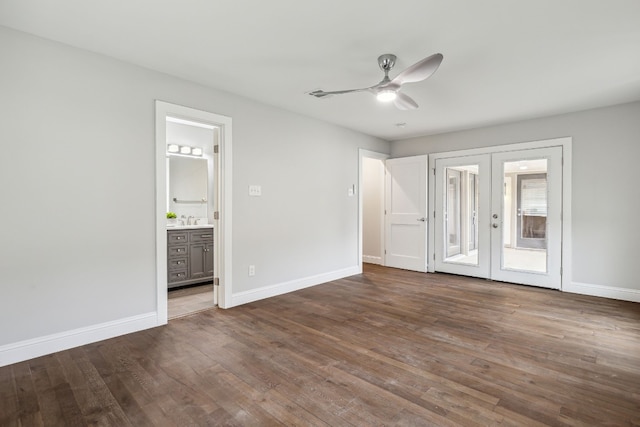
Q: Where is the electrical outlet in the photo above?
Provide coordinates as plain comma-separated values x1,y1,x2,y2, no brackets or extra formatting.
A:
248,265,255,276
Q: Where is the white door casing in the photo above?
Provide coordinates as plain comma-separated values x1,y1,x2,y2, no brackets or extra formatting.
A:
155,101,233,323
384,155,428,272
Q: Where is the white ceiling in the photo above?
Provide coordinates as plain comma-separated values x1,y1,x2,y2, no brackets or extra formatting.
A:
2,0,640,140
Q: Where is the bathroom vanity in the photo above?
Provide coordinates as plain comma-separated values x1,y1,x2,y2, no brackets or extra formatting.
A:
167,225,214,289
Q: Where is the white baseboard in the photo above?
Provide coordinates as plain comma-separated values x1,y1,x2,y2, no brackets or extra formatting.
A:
564,281,640,303
363,255,383,265
231,265,361,307
0,312,159,368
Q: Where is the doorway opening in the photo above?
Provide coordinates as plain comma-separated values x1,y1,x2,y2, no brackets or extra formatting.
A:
155,101,233,325
165,117,218,319
360,150,388,267
359,149,389,269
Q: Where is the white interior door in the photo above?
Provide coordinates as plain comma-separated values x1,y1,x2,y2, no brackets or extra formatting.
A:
490,147,562,288
433,146,563,289
385,155,428,272
434,155,491,278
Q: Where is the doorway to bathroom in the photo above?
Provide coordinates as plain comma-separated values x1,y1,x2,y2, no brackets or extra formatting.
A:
155,101,233,323
166,116,217,318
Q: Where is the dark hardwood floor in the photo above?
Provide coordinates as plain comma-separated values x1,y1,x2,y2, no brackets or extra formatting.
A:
2,264,640,426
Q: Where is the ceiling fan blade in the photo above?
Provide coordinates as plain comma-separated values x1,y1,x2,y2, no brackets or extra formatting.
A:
391,53,443,86
308,88,367,98
394,92,419,110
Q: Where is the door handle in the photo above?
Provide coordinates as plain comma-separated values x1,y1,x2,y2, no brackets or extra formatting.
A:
417,217,427,222
492,223,499,228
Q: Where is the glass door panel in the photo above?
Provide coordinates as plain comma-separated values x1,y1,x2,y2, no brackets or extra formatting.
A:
501,161,548,273
443,166,480,265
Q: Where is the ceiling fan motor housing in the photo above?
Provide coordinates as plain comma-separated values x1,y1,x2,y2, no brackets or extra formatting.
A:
378,54,397,72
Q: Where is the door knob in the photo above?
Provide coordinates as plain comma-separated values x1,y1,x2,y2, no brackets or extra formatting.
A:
492,223,499,228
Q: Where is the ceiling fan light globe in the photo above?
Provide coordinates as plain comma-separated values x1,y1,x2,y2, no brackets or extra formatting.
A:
377,90,397,102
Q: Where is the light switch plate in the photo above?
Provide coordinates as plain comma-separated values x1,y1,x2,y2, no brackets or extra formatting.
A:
249,185,262,196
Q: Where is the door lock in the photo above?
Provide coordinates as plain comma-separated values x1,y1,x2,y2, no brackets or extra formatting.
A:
492,223,499,228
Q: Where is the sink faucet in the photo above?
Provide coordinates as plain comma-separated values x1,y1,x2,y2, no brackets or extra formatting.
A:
187,216,194,225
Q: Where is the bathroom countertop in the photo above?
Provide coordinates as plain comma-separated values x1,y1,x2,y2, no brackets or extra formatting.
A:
166,224,214,230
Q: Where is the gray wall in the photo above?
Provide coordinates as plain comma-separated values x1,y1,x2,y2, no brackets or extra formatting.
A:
0,26,389,347
391,101,640,292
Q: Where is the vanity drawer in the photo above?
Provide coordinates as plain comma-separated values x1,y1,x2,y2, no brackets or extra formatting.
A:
168,232,188,244
168,269,188,283
168,245,188,257
168,257,188,271
190,230,213,242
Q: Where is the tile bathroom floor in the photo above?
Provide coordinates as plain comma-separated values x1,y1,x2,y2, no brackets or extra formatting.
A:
168,283,216,319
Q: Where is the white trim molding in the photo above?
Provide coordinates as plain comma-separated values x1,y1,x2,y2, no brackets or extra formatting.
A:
362,255,384,265
231,266,360,307
565,282,640,303
0,312,158,368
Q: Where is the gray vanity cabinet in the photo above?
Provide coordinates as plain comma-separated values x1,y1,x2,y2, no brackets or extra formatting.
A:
167,228,213,289
189,230,214,280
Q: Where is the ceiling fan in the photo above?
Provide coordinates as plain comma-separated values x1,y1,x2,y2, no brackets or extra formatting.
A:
308,52,443,110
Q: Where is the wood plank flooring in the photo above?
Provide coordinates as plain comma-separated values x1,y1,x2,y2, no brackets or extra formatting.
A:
2,264,639,426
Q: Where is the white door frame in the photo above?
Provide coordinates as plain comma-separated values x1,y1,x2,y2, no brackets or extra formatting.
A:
358,149,389,270
155,101,233,325
428,137,572,289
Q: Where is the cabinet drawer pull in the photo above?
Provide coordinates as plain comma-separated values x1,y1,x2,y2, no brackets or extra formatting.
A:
177,249,183,252
200,234,212,238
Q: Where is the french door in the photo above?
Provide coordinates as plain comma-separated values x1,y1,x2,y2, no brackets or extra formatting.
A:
434,155,491,278
434,146,562,289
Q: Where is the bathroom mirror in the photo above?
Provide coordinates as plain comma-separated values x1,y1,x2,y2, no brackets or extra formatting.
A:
168,156,209,221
